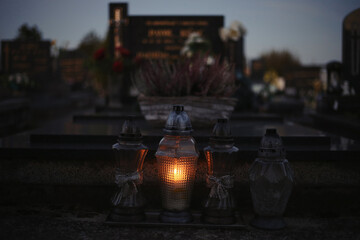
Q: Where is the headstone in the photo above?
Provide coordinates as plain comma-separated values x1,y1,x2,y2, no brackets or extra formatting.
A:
225,37,245,78
250,59,266,82
109,3,224,60
326,61,342,95
1,41,51,83
284,66,321,92
109,3,128,59
343,8,360,95
128,16,223,60
59,50,86,87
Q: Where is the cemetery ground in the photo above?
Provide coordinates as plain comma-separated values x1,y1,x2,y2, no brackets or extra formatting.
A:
0,204,360,239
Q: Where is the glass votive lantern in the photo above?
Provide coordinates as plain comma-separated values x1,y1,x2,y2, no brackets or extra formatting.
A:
203,118,239,224
155,105,199,223
109,116,148,222
249,128,293,230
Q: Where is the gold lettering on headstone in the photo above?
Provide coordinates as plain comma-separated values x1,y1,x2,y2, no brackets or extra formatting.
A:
148,29,173,37
163,39,174,44
33,66,47,73
13,63,31,70
164,45,182,51
3,41,50,79
136,51,170,59
146,20,177,26
179,29,203,37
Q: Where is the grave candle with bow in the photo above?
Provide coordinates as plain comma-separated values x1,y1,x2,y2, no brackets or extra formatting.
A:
109,116,148,222
203,118,239,224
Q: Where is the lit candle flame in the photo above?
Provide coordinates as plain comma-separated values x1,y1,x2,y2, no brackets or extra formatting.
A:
173,166,186,182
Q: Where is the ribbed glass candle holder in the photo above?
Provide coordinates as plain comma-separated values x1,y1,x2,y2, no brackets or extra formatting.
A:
157,155,198,211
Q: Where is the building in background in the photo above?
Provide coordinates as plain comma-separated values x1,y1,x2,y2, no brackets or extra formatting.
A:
250,59,266,83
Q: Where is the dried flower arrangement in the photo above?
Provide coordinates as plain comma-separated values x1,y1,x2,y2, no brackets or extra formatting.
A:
132,54,237,98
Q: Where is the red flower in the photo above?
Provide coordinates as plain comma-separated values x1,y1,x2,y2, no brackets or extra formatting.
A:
115,46,131,57
112,60,124,73
93,48,105,60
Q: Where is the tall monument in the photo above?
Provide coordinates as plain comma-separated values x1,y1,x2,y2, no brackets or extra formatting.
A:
343,8,360,94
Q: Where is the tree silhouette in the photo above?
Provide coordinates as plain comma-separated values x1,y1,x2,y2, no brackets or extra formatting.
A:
77,31,103,57
15,24,42,41
260,50,301,76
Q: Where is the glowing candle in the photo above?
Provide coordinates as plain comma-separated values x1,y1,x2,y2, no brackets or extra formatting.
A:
173,165,185,182
158,157,196,211
155,105,198,223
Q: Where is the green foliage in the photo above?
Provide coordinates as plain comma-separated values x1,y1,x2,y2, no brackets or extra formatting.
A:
15,24,42,41
77,31,108,90
77,31,103,57
77,30,138,94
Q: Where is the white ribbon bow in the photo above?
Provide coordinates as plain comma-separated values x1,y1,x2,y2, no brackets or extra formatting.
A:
206,174,234,199
111,170,142,206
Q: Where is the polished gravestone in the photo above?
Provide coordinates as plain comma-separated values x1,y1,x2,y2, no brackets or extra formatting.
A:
109,3,224,61
0,110,360,220
1,41,51,84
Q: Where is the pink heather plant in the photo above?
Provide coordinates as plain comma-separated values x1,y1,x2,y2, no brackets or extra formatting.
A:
132,54,237,97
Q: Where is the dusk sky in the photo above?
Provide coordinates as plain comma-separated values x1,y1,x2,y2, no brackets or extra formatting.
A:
0,0,359,65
